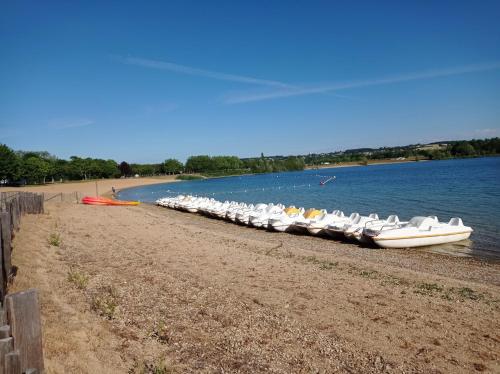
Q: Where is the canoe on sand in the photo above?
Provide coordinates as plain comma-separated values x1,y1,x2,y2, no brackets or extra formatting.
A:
82,196,140,206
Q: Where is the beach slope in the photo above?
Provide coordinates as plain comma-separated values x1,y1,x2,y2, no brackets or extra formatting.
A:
10,200,500,373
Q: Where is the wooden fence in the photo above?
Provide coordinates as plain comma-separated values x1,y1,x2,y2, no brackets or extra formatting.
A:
0,192,45,374
43,192,81,204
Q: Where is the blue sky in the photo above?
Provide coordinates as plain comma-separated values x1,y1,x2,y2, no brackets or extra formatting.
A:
1,1,499,163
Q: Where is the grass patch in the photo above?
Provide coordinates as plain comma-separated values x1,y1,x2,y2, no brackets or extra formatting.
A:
303,255,320,264
48,233,61,246
414,284,483,302
414,282,443,296
129,359,172,374
381,275,410,287
176,174,204,181
441,292,454,301
67,267,89,290
91,285,119,320
457,287,483,301
319,261,338,270
301,256,338,270
360,270,379,279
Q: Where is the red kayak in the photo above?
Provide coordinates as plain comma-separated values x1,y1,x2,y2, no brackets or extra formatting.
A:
82,196,140,206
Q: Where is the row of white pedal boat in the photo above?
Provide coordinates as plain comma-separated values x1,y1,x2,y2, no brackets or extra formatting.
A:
156,195,473,249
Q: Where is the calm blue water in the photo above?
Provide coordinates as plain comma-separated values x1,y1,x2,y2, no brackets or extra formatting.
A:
119,157,500,259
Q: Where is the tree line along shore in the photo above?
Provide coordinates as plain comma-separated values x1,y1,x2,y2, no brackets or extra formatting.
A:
0,137,498,185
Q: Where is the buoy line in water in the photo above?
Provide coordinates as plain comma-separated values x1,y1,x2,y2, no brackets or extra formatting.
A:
156,183,318,197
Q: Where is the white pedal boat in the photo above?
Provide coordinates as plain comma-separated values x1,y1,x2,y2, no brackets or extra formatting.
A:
292,208,327,233
168,195,186,209
236,203,267,225
203,201,222,217
213,201,233,218
324,212,360,237
172,196,189,210
368,216,472,248
268,207,305,232
360,215,405,244
183,197,209,213
196,198,216,214
306,210,345,235
343,213,379,241
249,204,284,228
226,203,250,222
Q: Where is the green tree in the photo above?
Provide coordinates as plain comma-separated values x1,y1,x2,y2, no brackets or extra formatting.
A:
52,159,69,181
285,156,306,170
0,144,20,182
131,164,156,176
68,156,92,180
185,155,211,173
162,159,184,174
119,161,133,176
20,156,51,184
451,141,476,157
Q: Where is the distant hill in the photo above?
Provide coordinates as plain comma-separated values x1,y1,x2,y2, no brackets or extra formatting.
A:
249,137,499,165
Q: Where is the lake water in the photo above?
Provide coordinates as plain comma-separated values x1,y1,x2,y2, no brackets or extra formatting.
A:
118,157,500,260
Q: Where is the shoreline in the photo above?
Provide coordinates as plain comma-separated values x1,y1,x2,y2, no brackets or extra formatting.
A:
0,175,179,197
305,154,500,170
305,158,428,170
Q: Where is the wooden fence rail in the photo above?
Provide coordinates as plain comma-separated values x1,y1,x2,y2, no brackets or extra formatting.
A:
0,192,45,373
42,192,80,204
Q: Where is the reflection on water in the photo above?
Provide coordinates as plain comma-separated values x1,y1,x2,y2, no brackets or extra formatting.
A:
119,157,500,261
422,239,500,261
422,240,474,258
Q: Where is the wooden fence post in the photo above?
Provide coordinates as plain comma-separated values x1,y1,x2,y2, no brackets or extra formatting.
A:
39,194,44,214
0,337,14,373
0,212,12,288
0,325,10,339
0,218,4,303
4,350,20,374
5,289,44,373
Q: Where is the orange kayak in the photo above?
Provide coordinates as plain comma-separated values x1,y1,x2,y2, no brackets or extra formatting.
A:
82,196,140,206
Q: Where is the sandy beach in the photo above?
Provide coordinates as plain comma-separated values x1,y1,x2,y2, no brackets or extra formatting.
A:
7,179,500,373
0,175,178,197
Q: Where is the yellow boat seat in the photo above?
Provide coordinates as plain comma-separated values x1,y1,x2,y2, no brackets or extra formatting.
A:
304,209,322,219
284,206,300,215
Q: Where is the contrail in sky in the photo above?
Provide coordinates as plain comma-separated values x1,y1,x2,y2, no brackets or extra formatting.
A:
118,56,293,88
224,61,500,104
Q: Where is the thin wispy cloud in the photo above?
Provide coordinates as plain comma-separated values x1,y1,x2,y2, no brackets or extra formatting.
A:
118,56,293,88
225,61,500,104
48,118,95,129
